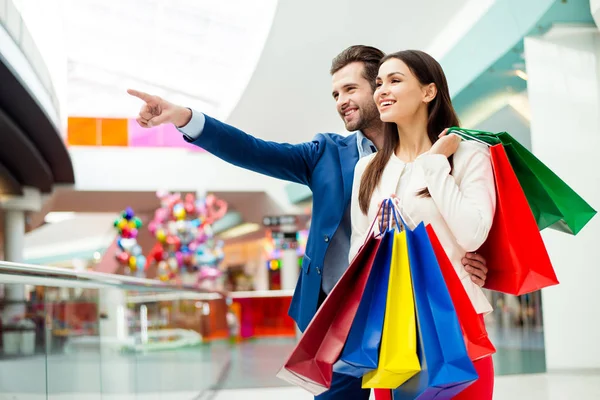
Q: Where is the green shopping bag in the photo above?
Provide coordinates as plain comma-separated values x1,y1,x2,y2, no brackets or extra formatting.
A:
449,127,596,235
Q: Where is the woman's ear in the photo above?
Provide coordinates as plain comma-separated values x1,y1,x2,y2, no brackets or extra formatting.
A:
423,83,437,104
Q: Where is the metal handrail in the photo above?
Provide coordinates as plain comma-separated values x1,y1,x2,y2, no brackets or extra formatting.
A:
0,260,227,297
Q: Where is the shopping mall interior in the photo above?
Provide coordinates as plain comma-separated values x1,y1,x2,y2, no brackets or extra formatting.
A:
1,0,599,398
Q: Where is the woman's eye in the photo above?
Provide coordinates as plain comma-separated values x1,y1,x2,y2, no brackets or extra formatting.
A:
375,82,382,88
392,79,401,84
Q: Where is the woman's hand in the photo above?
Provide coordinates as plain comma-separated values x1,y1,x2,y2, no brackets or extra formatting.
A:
429,128,461,158
377,195,397,231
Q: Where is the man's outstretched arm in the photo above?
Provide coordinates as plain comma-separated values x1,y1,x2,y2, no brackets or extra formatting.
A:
128,89,322,186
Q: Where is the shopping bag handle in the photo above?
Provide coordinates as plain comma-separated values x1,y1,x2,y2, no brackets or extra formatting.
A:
379,198,388,234
365,198,409,239
365,200,388,239
384,198,408,232
448,126,494,135
388,198,421,232
447,126,500,146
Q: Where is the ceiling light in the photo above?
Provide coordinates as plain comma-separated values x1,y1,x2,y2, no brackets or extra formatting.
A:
44,212,76,224
515,70,528,81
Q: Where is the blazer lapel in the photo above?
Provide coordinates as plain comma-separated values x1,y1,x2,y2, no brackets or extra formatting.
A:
338,133,360,207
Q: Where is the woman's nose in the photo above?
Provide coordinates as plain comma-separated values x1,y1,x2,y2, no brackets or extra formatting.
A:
378,86,389,97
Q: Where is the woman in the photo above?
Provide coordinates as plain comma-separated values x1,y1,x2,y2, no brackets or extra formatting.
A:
349,50,496,399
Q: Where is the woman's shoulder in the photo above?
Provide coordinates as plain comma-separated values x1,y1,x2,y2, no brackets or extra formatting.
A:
450,140,493,181
454,140,491,165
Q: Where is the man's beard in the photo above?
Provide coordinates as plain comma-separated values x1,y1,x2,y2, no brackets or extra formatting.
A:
344,101,380,132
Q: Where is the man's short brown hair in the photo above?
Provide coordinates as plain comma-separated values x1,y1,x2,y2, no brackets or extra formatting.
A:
330,45,385,91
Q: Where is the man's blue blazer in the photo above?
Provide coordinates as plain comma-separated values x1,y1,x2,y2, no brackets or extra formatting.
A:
187,115,360,332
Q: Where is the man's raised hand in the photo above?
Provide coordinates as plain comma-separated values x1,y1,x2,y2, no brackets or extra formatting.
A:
127,89,191,128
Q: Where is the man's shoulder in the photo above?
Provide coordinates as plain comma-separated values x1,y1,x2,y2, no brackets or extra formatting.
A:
305,132,356,170
312,131,357,145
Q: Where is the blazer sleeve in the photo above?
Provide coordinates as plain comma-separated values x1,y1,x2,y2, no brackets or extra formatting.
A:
349,156,374,263
414,142,496,252
185,114,324,186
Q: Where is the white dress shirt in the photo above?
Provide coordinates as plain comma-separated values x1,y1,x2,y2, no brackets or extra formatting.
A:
178,110,206,139
349,141,496,314
356,130,377,158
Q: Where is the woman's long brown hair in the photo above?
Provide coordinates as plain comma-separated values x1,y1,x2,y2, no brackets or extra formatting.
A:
358,50,460,214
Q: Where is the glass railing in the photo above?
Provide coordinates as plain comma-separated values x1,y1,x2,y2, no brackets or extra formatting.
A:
0,261,232,399
0,0,60,117
0,259,547,398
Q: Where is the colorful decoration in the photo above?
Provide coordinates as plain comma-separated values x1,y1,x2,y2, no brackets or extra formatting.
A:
264,229,309,261
113,207,146,277
147,191,228,284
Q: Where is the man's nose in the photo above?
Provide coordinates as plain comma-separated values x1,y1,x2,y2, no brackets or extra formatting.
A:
338,95,349,110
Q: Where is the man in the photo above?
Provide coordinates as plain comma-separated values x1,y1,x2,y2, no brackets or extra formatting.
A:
128,45,488,400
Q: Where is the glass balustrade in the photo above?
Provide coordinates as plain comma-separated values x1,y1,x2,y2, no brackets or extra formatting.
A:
0,261,231,399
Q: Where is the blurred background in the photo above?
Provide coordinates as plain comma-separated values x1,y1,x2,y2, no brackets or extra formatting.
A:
0,0,599,398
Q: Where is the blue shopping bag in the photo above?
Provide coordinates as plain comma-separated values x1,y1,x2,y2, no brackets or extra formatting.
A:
333,226,394,377
393,221,478,400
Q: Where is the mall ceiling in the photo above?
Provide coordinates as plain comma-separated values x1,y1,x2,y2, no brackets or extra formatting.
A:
0,40,76,258
0,57,75,196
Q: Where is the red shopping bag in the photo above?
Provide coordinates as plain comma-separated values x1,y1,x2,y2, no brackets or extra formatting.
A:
374,389,392,400
277,232,382,395
426,225,495,361
479,144,559,295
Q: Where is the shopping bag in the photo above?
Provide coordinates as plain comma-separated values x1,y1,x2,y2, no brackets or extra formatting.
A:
333,227,394,377
362,230,421,389
449,127,596,235
496,132,596,234
426,225,495,361
480,144,558,295
499,141,563,231
393,222,477,399
276,231,382,395
374,389,393,400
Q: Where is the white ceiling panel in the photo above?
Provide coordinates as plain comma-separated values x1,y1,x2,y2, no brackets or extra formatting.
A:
63,0,278,118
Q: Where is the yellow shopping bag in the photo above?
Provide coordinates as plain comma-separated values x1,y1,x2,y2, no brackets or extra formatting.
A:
362,230,420,389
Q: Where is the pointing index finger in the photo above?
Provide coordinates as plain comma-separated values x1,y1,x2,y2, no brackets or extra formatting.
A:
127,88,153,102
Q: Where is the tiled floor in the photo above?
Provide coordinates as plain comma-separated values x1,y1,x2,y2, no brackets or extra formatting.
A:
0,336,548,396
210,373,600,400
4,373,600,400
1,346,598,399
211,336,547,389
0,394,201,400
0,322,556,399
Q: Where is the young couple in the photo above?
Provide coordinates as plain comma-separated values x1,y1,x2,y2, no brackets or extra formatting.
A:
129,45,495,399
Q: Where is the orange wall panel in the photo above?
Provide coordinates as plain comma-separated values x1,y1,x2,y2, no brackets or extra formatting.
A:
67,117,99,146
100,118,128,146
